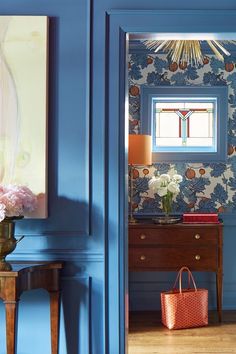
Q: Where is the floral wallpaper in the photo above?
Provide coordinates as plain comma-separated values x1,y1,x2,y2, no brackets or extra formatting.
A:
128,52,236,215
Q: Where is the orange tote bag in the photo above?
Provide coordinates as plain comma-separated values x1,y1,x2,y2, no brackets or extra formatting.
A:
161,266,208,330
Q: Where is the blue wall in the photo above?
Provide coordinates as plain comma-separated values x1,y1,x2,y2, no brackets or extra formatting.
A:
1,1,236,354
0,1,105,353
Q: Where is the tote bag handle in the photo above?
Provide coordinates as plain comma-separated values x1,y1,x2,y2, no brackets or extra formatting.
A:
172,266,197,293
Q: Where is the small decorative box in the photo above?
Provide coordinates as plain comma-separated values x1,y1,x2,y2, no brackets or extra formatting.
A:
182,213,219,223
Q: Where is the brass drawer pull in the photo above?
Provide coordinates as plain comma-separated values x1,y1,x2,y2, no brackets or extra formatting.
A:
140,255,146,261
140,234,146,240
195,254,201,261
195,234,201,239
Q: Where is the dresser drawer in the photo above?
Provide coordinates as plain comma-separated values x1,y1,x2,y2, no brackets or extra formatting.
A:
129,246,217,271
129,227,218,246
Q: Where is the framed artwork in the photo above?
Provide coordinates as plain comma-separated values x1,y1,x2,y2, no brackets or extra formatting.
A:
0,16,48,218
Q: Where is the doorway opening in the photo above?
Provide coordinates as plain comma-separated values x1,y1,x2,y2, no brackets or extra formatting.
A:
127,33,236,353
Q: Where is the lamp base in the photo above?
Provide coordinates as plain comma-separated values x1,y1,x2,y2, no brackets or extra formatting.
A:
129,215,138,224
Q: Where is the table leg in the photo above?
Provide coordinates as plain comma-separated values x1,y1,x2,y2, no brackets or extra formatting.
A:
5,301,19,354
49,291,60,354
216,271,222,322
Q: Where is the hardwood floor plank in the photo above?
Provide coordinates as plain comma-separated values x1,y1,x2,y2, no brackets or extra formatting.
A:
128,311,236,354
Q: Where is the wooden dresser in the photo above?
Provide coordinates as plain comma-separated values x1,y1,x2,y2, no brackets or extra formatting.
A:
129,221,223,321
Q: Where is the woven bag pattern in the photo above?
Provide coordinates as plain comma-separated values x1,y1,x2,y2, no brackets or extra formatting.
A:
161,267,208,330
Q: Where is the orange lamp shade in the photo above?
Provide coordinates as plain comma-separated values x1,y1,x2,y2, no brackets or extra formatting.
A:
128,134,152,165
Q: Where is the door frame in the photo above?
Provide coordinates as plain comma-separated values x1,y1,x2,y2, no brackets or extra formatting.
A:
105,9,236,354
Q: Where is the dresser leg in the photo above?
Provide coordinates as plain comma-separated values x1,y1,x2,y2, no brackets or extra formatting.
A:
50,291,60,354
5,301,19,354
216,271,222,322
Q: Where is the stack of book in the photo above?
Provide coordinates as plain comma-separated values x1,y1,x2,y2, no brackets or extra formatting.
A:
182,213,219,223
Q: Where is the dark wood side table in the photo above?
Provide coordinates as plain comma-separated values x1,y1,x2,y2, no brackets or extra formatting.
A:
0,261,63,354
129,222,223,321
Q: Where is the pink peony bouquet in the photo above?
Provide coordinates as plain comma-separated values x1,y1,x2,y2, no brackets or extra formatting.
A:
0,185,38,222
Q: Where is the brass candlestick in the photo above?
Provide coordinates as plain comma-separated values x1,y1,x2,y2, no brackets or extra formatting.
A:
129,165,138,224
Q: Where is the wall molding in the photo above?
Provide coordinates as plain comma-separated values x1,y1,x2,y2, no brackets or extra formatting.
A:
61,276,92,354
87,0,92,236
109,9,236,15
77,0,92,237
15,231,91,237
55,0,92,237
9,250,104,262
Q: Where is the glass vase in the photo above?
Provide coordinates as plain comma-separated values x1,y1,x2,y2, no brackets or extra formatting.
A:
162,193,173,216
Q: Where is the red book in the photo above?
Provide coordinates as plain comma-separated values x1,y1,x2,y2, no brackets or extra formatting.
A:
183,213,219,223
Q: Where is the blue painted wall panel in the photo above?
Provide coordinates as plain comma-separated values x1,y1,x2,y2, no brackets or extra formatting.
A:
1,1,236,354
0,0,105,353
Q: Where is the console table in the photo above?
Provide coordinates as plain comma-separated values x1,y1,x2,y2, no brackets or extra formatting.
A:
0,261,63,354
129,222,223,321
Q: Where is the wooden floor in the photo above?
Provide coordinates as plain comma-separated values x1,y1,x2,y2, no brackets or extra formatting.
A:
128,311,236,354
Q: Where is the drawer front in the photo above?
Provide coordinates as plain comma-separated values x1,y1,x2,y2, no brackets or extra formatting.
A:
129,227,218,246
129,247,217,271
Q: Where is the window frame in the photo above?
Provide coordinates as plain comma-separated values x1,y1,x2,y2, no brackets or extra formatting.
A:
140,86,228,162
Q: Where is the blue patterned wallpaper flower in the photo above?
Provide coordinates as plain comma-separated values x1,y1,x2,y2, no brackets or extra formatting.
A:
129,53,236,215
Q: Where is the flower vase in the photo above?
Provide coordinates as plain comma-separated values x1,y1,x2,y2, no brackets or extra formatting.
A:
0,219,24,271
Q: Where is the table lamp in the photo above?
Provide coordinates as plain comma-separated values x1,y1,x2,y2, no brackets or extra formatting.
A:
128,134,152,223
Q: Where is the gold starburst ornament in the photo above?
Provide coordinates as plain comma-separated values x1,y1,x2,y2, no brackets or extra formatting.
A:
142,39,235,66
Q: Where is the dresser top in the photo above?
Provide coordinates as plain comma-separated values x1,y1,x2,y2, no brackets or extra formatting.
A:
129,221,223,228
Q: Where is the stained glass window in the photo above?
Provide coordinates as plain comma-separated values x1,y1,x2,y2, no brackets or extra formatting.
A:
140,86,228,162
153,100,215,149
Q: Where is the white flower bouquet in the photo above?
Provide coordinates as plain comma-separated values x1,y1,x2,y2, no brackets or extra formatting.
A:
149,173,183,214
